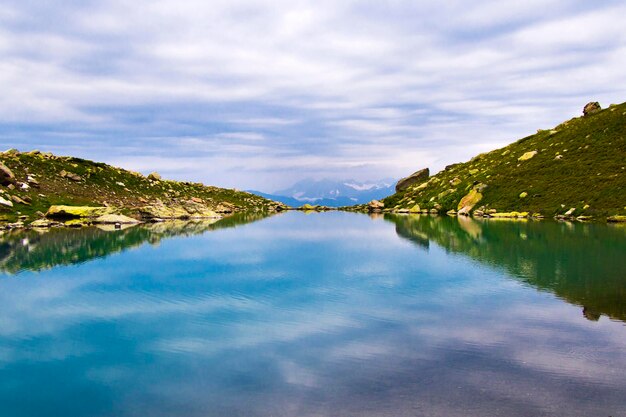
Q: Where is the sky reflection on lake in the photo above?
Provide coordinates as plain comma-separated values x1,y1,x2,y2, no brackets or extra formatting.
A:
0,212,625,417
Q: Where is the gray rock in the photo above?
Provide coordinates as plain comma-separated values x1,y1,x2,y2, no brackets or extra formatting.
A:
395,168,429,192
59,170,82,182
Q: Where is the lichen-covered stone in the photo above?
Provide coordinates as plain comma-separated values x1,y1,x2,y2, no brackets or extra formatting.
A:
518,151,537,161
489,212,529,218
607,215,626,223
46,205,116,218
457,189,483,215
139,202,220,219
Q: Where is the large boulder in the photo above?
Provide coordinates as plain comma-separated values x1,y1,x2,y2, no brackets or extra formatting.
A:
148,172,161,181
457,189,483,216
139,200,220,219
583,102,601,116
368,200,384,212
300,203,317,210
46,205,116,218
0,162,16,186
395,168,429,192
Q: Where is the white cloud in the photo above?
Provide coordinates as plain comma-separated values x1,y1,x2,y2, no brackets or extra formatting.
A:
1,0,625,189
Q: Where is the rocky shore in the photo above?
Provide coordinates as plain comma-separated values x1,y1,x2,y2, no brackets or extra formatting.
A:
0,149,286,230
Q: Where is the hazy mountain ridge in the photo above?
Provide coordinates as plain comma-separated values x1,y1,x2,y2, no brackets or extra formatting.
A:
249,178,396,207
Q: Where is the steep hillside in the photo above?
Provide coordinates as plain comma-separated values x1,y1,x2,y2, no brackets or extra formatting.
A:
378,102,626,221
0,150,285,224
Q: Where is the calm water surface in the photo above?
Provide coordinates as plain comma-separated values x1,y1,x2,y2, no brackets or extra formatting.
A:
1,212,625,417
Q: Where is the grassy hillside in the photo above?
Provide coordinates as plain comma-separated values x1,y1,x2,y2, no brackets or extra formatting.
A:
380,102,626,220
0,150,284,223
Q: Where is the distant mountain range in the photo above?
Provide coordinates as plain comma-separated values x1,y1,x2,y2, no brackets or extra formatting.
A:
248,178,396,207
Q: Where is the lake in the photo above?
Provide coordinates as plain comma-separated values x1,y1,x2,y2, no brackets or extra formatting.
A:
1,212,625,417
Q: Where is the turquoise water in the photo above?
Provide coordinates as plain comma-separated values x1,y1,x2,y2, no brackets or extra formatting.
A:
1,212,625,416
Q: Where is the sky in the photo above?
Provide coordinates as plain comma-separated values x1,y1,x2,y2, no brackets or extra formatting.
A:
1,1,625,191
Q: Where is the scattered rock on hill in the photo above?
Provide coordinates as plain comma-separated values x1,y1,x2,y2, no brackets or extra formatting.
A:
0,162,16,186
583,102,601,116
59,170,82,182
148,172,161,181
26,175,40,188
216,202,235,213
0,196,13,207
10,195,30,205
395,168,429,192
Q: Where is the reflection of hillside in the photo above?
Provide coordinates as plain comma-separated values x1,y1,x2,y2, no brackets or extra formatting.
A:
0,213,272,274
387,214,626,322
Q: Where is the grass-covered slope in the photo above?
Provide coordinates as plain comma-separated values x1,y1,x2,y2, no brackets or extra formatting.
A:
0,150,284,222
382,102,626,220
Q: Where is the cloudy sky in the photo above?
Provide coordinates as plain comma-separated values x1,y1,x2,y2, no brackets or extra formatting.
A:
1,1,625,191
